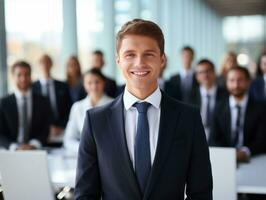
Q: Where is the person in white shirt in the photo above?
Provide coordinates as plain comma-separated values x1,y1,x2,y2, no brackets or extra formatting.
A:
64,68,113,154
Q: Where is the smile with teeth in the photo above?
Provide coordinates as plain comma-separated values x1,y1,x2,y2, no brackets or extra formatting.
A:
131,71,149,76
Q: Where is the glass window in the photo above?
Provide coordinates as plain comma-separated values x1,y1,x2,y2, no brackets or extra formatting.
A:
5,0,63,90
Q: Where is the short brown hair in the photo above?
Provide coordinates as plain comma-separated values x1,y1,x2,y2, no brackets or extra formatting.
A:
11,60,31,74
116,19,165,55
227,66,251,80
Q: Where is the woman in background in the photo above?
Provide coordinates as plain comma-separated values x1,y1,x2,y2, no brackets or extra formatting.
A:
66,56,86,103
64,68,113,154
217,51,237,88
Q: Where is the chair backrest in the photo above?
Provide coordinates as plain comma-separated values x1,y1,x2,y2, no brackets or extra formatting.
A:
0,150,54,200
209,147,237,200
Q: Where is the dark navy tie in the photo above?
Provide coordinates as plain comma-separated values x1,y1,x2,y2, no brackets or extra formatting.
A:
233,105,241,147
134,102,151,194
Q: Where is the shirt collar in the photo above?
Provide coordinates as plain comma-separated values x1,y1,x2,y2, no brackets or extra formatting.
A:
180,68,194,77
263,75,266,83
123,87,161,110
200,85,217,97
229,94,249,109
40,78,53,85
14,88,32,99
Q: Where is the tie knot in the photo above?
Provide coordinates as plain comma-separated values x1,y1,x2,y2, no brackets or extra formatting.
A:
235,104,241,110
134,102,151,113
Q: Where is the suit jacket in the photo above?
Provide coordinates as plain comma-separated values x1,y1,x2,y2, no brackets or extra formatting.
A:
189,86,228,108
32,80,72,128
249,76,266,102
209,97,266,155
104,76,117,98
165,73,198,103
74,92,212,200
0,92,51,148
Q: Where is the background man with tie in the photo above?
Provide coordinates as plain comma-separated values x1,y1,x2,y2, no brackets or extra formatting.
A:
210,66,266,162
0,61,51,150
74,19,212,200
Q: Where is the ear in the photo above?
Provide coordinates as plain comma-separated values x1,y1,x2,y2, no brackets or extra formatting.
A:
116,53,120,66
160,53,166,69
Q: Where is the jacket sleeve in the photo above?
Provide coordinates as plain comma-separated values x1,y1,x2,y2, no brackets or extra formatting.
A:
74,111,101,200
186,110,213,200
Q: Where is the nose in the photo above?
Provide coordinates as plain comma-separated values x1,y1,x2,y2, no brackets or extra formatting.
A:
134,55,146,68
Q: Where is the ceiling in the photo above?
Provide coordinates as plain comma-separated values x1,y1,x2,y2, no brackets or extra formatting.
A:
205,0,266,16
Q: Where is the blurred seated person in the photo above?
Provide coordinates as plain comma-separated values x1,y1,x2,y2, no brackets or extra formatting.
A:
90,50,117,98
64,68,113,154
250,52,266,103
217,51,237,88
190,59,228,141
166,46,198,102
32,54,72,143
209,66,266,162
66,55,86,103
0,61,51,150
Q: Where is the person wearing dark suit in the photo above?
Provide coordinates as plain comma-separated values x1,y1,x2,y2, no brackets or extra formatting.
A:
209,66,266,163
74,19,212,200
0,61,51,150
90,50,117,98
32,54,72,142
249,52,266,102
190,59,228,141
166,46,198,102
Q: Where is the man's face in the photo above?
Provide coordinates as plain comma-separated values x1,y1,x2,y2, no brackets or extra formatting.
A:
39,57,52,76
260,55,266,74
226,70,249,98
91,54,104,69
182,50,193,70
196,63,216,88
116,35,165,93
12,66,31,92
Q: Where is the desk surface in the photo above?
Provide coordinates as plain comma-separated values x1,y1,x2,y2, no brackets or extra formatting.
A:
237,155,266,194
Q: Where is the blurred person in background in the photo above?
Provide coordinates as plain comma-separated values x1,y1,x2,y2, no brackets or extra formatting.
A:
0,61,51,150
190,59,228,141
166,46,198,102
249,52,266,103
64,68,113,154
90,50,117,98
210,66,266,163
217,51,237,88
66,56,86,103
32,54,72,145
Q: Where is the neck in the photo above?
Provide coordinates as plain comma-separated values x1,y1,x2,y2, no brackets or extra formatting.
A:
233,95,245,103
127,85,157,100
90,94,102,107
203,83,214,91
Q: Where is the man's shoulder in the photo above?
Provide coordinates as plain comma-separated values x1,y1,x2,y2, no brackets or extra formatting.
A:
0,94,15,107
162,92,200,115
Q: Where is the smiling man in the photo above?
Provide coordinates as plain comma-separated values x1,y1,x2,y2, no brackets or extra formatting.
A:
74,19,212,200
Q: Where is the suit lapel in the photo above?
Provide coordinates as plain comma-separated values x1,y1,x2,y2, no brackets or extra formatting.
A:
224,100,233,145
143,94,181,199
9,95,19,139
107,95,142,198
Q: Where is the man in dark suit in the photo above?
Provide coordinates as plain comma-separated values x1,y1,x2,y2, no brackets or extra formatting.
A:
32,54,72,143
249,52,266,102
210,66,266,162
74,19,212,200
190,59,228,141
90,50,117,98
0,61,51,150
166,46,198,102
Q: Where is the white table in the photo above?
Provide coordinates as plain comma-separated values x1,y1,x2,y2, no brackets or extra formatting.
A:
48,150,266,194
237,155,266,194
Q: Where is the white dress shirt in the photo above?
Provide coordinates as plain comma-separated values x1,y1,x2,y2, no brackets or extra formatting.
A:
180,68,194,88
199,85,217,139
123,87,161,168
64,95,113,154
40,78,58,116
229,94,248,149
10,89,41,150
